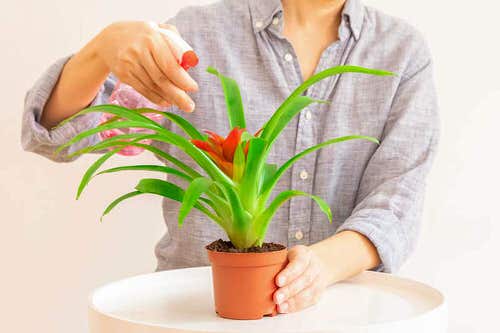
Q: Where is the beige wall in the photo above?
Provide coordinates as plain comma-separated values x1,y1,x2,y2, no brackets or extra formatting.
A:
1,0,498,332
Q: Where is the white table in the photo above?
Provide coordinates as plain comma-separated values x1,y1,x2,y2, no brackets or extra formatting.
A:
89,266,447,333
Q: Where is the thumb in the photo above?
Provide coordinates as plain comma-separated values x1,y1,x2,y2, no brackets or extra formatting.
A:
155,23,198,70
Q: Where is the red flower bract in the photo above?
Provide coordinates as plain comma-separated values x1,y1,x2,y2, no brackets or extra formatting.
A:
192,127,247,178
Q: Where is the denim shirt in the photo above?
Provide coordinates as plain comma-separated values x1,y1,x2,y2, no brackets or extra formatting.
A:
21,0,439,273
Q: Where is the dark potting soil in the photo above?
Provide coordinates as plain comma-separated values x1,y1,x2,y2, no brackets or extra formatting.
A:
206,239,286,253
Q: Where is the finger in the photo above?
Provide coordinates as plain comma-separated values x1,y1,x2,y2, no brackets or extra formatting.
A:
276,246,311,287
156,24,183,66
278,285,319,314
133,64,174,105
141,50,195,112
150,32,198,92
274,260,319,304
123,71,169,107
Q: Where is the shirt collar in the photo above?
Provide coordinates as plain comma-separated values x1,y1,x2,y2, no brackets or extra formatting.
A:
342,0,364,40
248,0,282,33
248,0,364,40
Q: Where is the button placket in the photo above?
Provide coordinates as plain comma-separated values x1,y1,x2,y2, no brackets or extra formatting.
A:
276,40,314,246
287,102,316,247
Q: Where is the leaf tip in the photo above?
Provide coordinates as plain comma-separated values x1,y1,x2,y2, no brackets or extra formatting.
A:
206,66,218,75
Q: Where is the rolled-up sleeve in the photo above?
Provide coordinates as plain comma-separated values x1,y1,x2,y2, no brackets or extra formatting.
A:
21,56,115,162
336,57,440,273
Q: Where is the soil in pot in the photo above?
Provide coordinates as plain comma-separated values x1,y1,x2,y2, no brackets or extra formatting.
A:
206,239,288,320
206,239,285,253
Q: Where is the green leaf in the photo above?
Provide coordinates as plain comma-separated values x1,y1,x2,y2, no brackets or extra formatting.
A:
254,190,332,245
134,108,207,140
66,133,157,158
76,147,122,199
131,143,201,179
55,104,163,130
135,178,220,223
55,120,165,155
214,181,250,231
66,134,201,179
59,104,206,141
239,138,267,213
73,137,199,199
260,163,277,193
54,103,232,184
232,143,246,182
260,135,379,201
207,67,246,129
261,65,393,146
260,96,327,148
288,65,393,102
58,120,233,185
145,134,233,185
240,131,254,142
178,177,214,226
95,165,193,182
100,191,143,222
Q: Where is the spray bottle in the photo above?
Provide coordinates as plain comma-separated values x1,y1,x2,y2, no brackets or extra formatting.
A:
100,22,199,156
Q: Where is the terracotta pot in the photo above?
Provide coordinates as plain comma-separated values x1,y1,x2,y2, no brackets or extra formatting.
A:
206,246,288,320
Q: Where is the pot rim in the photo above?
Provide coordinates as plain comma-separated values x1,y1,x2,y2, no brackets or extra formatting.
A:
206,247,288,267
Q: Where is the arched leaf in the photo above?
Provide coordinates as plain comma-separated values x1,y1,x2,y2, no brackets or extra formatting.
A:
101,191,143,222
95,165,193,182
259,135,379,202
254,190,332,245
207,67,246,129
178,177,214,226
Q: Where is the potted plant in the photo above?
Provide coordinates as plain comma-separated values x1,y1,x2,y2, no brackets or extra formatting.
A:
57,65,392,320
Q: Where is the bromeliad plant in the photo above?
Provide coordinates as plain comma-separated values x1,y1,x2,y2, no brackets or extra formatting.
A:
57,65,392,249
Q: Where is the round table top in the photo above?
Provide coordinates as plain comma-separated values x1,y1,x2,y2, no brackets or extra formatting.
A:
89,266,447,333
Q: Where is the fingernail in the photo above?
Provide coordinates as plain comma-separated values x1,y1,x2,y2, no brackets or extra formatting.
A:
187,100,195,112
279,302,289,313
185,82,198,92
181,72,198,91
276,292,284,304
192,81,199,92
278,276,286,286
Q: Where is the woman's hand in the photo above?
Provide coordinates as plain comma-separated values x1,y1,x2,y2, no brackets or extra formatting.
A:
273,245,328,313
96,21,198,112
272,231,382,314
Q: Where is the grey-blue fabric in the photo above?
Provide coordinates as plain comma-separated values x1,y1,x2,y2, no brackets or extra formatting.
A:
21,0,439,273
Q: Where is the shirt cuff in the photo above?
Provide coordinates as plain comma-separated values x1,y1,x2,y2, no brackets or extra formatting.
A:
22,56,103,160
335,214,408,273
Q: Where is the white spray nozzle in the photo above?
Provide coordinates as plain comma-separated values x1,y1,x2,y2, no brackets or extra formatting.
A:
148,21,199,70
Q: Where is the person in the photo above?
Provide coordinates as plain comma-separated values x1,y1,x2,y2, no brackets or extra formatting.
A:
21,0,439,314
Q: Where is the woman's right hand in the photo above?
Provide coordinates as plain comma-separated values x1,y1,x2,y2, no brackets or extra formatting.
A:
96,21,198,112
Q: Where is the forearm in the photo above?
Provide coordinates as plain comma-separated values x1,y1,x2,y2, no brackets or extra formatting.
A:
310,230,381,286
41,34,110,129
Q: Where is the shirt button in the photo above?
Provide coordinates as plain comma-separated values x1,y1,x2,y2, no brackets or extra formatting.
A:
284,53,293,62
255,21,263,29
295,230,304,240
299,170,309,180
272,17,280,25
304,111,312,120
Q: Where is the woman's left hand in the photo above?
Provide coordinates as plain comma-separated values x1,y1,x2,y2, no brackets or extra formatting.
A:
273,245,328,313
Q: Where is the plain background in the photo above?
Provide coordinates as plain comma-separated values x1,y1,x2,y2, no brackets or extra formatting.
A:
1,0,499,332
